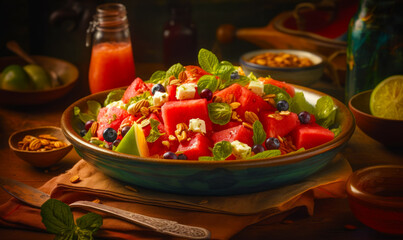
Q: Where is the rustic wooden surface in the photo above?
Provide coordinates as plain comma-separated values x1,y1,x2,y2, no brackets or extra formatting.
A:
0,64,402,240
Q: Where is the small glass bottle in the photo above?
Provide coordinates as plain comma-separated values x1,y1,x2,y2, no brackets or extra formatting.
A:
345,0,403,102
163,3,197,67
86,3,135,94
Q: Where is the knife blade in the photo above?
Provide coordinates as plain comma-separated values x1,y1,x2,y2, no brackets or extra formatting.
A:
0,177,211,239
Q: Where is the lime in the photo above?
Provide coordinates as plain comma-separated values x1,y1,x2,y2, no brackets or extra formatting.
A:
23,64,51,90
0,64,33,91
370,75,403,120
115,122,149,157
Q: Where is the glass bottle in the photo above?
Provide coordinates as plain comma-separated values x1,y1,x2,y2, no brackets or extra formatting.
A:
86,3,135,94
345,0,403,102
163,3,197,67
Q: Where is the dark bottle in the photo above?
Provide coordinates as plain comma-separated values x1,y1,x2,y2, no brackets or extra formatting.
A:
163,3,197,67
345,0,403,101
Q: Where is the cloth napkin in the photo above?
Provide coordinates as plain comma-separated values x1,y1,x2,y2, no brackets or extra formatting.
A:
0,154,351,240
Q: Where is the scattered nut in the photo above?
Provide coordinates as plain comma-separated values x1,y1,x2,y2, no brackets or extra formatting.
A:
248,52,314,68
70,175,81,183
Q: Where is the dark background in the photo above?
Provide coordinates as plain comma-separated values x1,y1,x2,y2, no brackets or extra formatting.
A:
0,0,317,74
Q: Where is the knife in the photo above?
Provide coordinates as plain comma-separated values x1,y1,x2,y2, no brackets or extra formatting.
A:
0,177,210,239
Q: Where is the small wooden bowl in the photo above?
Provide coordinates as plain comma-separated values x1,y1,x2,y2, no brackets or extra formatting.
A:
9,126,73,168
348,90,403,147
0,56,79,105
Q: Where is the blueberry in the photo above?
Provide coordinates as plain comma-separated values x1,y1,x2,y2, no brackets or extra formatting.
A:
265,137,280,150
163,151,178,159
200,88,213,101
113,139,121,147
276,100,289,111
230,71,240,80
177,153,187,160
80,129,87,137
85,120,95,131
151,83,165,94
252,144,265,154
121,125,131,138
103,128,117,142
298,111,311,124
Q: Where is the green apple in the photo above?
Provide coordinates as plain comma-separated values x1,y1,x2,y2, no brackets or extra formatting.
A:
23,64,52,90
0,64,32,91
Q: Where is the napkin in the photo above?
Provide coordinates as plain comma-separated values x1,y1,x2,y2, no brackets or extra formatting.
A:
0,154,351,240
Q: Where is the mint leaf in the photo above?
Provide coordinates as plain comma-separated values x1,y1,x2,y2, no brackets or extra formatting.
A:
314,96,336,128
207,102,232,125
76,212,103,239
289,91,315,114
215,61,235,82
198,156,216,161
252,120,266,145
264,84,291,103
198,48,219,74
74,106,96,124
213,141,232,160
219,75,250,89
166,63,184,78
87,100,101,116
247,149,281,160
146,118,165,143
41,199,75,236
104,89,125,106
197,75,220,94
331,126,342,137
148,70,167,83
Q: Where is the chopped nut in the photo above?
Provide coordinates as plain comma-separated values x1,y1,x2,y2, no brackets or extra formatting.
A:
242,122,253,130
178,71,187,81
39,138,50,146
92,199,101,204
244,111,259,124
70,175,81,183
212,95,223,103
28,139,42,151
169,79,182,85
279,111,290,116
139,119,150,128
89,121,98,137
168,135,177,141
128,99,149,115
53,141,66,148
226,93,235,104
38,134,58,141
140,106,150,117
230,102,241,110
162,140,170,148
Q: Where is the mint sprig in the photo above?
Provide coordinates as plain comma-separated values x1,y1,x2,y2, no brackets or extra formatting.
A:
198,48,219,74
41,199,102,240
207,102,232,125
197,75,220,94
252,120,266,145
199,141,232,161
146,118,165,143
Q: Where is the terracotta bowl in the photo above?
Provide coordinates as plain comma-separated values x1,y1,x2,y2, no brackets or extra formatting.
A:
346,165,403,235
0,56,79,105
61,85,355,196
9,126,73,168
348,90,403,147
239,49,324,86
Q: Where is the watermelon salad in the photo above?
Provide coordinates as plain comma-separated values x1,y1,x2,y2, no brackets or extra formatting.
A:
74,49,341,161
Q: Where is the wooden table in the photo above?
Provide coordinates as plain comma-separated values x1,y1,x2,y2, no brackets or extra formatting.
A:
0,64,402,239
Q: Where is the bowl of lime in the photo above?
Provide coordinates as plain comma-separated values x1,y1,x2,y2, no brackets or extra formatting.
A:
348,75,403,147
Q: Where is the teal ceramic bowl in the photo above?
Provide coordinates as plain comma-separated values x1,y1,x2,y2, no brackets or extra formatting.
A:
61,85,355,196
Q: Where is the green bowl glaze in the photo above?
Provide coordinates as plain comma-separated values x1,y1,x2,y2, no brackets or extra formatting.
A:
61,85,355,196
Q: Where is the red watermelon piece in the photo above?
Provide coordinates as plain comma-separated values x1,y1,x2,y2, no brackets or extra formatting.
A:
161,99,212,135
122,77,150,103
184,65,212,83
211,125,254,147
167,85,178,101
176,133,212,160
291,123,335,149
258,77,295,97
213,83,243,102
259,110,299,138
212,121,241,132
97,106,130,141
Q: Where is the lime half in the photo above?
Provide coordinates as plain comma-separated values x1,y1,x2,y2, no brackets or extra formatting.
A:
370,75,403,120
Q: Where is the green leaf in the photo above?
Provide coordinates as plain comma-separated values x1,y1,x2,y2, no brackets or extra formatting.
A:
128,91,152,106
219,75,250,89
314,96,336,128
76,212,103,240
198,156,217,161
207,102,232,125
331,126,342,137
146,118,165,143
264,84,291,103
197,75,219,94
247,150,281,160
87,100,101,116
212,141,232,160
41,199,75,236
166,63,184,78
148,70,167,83
252,120,266,145
289,92,315,114
198,48,219,74
215,62,235,82
104,89,125,106
74,107,96,124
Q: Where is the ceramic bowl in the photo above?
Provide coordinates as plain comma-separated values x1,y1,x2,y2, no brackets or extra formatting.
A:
0,56,79,105
348,90,403,147
9,126,73,168
346,165,403,235
61,84,355,196
239,49,324,86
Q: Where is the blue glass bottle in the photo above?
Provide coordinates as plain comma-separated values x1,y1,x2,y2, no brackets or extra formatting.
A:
345,0,403,102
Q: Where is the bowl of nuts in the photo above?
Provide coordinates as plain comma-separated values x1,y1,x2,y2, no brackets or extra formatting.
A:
8,126,73,168
240,49,324,86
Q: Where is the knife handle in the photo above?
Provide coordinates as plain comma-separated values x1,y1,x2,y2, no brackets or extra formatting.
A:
69,201,210,239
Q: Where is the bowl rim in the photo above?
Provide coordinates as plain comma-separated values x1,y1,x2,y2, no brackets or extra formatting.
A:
0,55,79,93
346,165,403,209
239,49,325,72
348,89,403,123
61,83,355,167
9,126,73,154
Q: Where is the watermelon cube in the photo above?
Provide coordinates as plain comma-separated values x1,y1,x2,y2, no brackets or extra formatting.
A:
161,99,212,135
260,110,299,138
211,125,254,147
122,77,150,103
291,123,335,149
176,133,212,160
97,106,130,141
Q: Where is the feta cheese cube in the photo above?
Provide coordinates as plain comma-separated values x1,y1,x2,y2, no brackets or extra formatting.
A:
248,81,264,96
231,140,252,159
152,91,169,106
189,118,206,134
176,83,196,100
